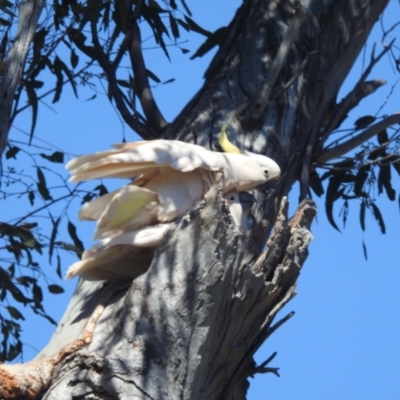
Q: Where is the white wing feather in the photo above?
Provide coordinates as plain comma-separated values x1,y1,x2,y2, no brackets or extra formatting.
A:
66,140,280,192
65,223,174,280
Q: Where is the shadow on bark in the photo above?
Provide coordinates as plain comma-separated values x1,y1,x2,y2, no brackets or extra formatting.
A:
0,176,315,399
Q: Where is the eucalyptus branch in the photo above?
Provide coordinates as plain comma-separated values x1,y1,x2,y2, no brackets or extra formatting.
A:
321,39,395,143
11,193,75,227
112,35,129,71
318,112,400,164
0,0,45,157
128,21,168,136
89,14,149,139
321,79,386,141
353,130,399,158
381,20,400,47
320,152,400,171
111,0,143,68
12,61,95,119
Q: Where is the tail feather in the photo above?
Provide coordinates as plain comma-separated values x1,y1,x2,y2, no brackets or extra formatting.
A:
65,223,174,280
101,223,174,248
65,246,152,280
66,150,119,173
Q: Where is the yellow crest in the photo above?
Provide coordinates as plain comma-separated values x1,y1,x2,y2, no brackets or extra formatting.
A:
218,125,242,154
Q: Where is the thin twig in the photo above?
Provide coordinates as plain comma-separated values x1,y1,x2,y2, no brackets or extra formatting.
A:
265,311,295,340
321,151,400,171
321,40,395,143
11,193,76,226
13,61,95,118
318,112,400,163
277,51,318,95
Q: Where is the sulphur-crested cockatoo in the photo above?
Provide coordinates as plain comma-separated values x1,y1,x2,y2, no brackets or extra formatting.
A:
65,128,280,280
66,128,280,241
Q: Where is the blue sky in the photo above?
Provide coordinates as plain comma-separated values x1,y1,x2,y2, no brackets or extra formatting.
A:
3,1,400,398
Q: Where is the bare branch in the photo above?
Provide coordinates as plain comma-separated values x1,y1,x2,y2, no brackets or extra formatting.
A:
0,0,45,157
111,0,143,70
318,112,400,163
128,21,168,135
111,35,129,71
249,352,280,378
381,20,400,47
359,39,394,88
321,39,395,143
322,79,386,140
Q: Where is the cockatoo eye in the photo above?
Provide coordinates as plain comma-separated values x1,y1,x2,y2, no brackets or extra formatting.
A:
264,169,269,176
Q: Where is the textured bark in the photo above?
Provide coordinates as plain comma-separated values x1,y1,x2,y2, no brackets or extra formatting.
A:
0,179,315,400
0,0,389,398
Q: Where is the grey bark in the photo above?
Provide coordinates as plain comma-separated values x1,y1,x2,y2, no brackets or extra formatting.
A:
0,0,45,157
0,0,389,399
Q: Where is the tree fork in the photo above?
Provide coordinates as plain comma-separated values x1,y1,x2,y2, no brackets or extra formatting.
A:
0,0,390,398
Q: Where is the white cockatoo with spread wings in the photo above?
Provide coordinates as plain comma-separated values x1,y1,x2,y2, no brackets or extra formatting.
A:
65,127,280,280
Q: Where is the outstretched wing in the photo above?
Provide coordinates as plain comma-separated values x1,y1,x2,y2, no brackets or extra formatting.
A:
78,169,214,240
66,140,222,182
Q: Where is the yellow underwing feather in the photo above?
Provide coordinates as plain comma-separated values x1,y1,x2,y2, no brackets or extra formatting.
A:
79,191,118,221
94,186,158,239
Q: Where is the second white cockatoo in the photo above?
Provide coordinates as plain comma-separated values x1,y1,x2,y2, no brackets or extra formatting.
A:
65,128,280,280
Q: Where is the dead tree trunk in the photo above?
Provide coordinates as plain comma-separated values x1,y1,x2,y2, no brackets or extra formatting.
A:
0,0,389,398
